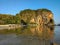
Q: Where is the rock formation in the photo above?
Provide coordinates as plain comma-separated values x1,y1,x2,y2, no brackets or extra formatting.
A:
35,9,54,25
20,9,54,25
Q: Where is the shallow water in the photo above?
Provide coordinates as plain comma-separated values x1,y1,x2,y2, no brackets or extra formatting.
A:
0,26,60,45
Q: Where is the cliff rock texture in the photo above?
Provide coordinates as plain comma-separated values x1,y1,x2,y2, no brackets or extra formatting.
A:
19,9,54,25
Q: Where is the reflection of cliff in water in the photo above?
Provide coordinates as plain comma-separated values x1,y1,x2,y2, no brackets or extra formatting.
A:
0,25,56,45
15,25,55,45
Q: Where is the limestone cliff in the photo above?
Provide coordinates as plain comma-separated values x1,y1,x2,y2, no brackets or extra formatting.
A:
20,9,54,25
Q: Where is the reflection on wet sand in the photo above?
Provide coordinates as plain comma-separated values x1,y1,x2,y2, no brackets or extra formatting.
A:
0,25,57,45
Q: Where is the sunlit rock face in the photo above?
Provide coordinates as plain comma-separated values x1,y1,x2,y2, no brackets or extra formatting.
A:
36,9,54,25
20,9,54,25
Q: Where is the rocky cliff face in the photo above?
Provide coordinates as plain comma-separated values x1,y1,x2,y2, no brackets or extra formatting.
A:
20,9,54,25
35,9,54,25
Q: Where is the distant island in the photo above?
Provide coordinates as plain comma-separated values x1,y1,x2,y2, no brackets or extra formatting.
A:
55,24,60,26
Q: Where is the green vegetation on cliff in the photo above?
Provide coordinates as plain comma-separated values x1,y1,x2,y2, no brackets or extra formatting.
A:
0,8,54,25
0,14,16,24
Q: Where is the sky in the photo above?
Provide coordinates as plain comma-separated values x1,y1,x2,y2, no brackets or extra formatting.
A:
0,0,60,24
